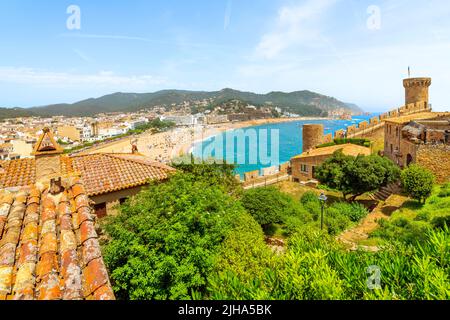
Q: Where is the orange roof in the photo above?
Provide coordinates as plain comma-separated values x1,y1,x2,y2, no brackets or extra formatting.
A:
61,153,175,197
0,154,174,195
292,144,371,160
32,128,63,156
0,177,115,300
0,158,36,188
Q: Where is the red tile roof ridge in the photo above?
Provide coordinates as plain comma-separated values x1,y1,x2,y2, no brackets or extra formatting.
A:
0,178,115,300
105,153,176,172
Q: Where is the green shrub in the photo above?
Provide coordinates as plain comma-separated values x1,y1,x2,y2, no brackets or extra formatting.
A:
431,214,450,230
300,191,320,205
241,187,304,227
401,164,435,203
330,202,369,222
102,171,257,300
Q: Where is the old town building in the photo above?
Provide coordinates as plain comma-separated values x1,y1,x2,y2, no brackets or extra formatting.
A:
0,127,177,300
0,128,175,217
291,144,371,182
384,77,450,183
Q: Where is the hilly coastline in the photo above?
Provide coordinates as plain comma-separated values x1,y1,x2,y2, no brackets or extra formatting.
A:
0,88,362,119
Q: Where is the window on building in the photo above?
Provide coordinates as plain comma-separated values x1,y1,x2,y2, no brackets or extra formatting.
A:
94,203,107,218
396,127,399,137
301,164,308,173
390,144,393,154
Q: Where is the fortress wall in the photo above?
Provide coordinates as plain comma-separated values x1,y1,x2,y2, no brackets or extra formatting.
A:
305,100,430,149
347,125,357,135
244,170,260,182
279,162,290,174
370,117,379,125
358,121,369,130
417,144,450,183
334,129,345,139
323,133,333,144
303,124,325,152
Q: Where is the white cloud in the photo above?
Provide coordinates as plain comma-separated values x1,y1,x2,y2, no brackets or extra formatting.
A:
0,67,169,91
255,0,337,59
236,42,450,112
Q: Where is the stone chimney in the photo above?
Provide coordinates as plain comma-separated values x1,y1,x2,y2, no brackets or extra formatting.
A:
32,127,64,181
131,143,138,154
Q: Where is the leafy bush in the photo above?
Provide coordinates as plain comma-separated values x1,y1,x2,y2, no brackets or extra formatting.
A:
316,138,371,149
431,214,450,230
374,217,432,244
315,151,400,201
102,171,257,300
241,187,304,227
300,191,320,205
401,164,435,203
330,202,369,222
438,183,450,198
206,227,450,300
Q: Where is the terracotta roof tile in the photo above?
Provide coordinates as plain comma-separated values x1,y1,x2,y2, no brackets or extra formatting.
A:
62,154,175,196
1,153,175,197
0,178,115,300
0,158,36,188
292,144,371,159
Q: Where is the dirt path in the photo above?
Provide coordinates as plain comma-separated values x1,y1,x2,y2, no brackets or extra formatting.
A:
337,194,409,251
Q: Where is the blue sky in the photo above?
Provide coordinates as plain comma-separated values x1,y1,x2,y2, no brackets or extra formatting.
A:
0,0,449,111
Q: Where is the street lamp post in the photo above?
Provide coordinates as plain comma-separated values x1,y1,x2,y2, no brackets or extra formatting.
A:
318,193,328,231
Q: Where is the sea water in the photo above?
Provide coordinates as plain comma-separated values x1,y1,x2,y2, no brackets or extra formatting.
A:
193,114,379,177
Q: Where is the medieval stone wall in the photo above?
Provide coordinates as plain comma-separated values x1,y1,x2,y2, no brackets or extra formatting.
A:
417,144,450,183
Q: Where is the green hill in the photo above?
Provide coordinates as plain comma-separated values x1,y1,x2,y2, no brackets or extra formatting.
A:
0,89,362,119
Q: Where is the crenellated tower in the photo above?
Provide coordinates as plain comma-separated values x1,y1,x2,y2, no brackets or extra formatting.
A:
403,77,431,105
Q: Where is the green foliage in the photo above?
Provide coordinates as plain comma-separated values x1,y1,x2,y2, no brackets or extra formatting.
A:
129,119,176,135
316,138,371,149
401,164,435,203
331,202,369,223
206,226,450,300
241,187,302,227
300,191,319,206
316,142,336,148
171,159,241,196
315,151,400,201
438,183,450,198
102,171,253,300
373,184,450,244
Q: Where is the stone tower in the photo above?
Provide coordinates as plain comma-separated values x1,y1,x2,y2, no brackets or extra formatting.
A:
303,124,324,152
32,127,64,181
403,77,431,105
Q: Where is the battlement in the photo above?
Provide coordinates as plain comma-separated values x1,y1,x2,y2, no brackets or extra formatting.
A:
301,99,433,151
403,77,431,105
403,77,432,88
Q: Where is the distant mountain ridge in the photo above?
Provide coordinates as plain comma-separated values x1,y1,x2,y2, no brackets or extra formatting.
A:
0,88,362,119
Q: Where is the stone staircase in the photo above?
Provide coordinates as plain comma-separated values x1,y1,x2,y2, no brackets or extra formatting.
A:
370,182,402,201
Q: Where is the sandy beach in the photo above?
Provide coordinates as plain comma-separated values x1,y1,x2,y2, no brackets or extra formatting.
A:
79,117,329,163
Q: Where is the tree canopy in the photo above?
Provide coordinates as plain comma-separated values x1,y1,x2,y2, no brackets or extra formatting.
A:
401,164,435,203
241,187,307,227
102,170,259,300
315,151,400,201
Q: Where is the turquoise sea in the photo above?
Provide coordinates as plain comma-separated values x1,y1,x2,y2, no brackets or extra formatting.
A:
193,114,380,177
